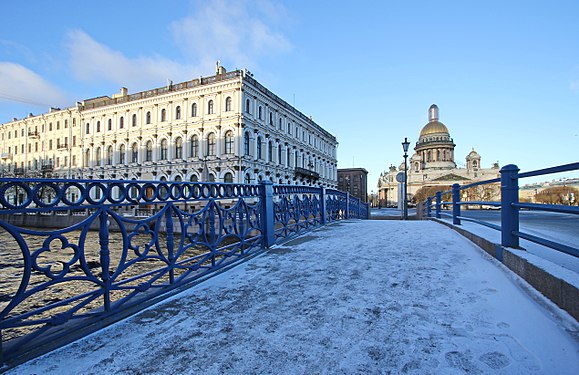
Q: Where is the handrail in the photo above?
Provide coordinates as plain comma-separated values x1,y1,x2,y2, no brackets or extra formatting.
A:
423,162,579,258
0,178,367,367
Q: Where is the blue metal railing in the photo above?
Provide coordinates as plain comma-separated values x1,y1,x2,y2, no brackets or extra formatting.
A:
424,162,579,258
0,178,369,366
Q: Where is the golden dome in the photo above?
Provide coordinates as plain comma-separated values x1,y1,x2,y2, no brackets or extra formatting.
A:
419,120,449,137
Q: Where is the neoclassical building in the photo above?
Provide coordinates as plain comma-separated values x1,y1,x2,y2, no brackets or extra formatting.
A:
1,65,338,188
378,104,500,206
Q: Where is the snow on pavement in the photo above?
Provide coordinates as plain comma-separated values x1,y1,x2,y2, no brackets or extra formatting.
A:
9,220,579,374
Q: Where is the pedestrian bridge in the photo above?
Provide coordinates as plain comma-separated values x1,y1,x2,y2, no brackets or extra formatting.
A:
8,220,578,374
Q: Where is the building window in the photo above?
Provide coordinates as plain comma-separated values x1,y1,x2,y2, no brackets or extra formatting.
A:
190,135,199,157
207,100,214,114
119,116,124,129
224,172,233,183
208,173,215,182
119,144,126,164
96,121,101,132
49,140,52,150
287,149,291,166
190,174,199,182
108,119,112,131
224,131,234,154
145,141,153,162
106,146,113,165
278,145,283,165
175,137,183,159
132,114,137,127
268,141,273,162
160,139,168,160
245,99,250,113
257,136,263,159
95,147,101,166
191,103,197,117
131,143,138,163
49,123,52,131
86,123,90,134
258,106,262,120
146,111,151,124
175,106,181,120
269,112,273,126
207,133,216,156
161,109,166,122
244,173,251,184
56,121,60,130
244,132,250,156
279,118,283,130
225,97,232,112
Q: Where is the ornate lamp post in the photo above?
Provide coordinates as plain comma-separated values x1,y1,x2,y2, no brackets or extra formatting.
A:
402,137,410,220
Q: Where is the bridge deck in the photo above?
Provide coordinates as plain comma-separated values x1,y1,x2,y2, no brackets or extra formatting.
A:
9,221,578,374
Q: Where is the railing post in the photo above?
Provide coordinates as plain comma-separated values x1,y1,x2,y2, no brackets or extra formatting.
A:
500,164,520,248
452,183,461,225
320,187,327,225
435,191,442,219
345,193,350,219
98,210,111,311
259,180,275,248
426,197,432,217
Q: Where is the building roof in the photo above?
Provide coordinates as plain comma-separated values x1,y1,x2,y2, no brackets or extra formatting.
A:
419,120,450,137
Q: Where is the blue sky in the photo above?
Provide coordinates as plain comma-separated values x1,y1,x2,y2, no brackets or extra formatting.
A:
1,0,578,187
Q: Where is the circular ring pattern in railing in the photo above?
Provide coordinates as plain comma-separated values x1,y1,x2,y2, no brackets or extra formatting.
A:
85,182,108,206
32,182,61,208
61,182,86,206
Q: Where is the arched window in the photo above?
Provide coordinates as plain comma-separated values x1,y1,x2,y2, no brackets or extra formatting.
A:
244,173,251,184
190,135,199,157
268,141,273,162
119,144,126,164
119,116,124,129
175,175,182,182
95,147,102,166
191,103,198,117
96,121,101,132
287,122,291,134
287,149,291,166
208,173,215,182
190,174,199,182
175,137,183,159
131,143,138,163
145,141,153,162
161,109,166,122
257,136,263,159
224,172,233,183
269,112,273,126
146,111,151,124
473,160,478,167
160,139,168,160
258,106,262,120
225,97,232,112
244,132,250,156
106,146,113,165
85,123,90,134
207,133,216,156
245,99,250,113
207,100,214,114
415,162,419,171
108,119,112,131
175,106,181,120
132,114,137,127
224,130,234,154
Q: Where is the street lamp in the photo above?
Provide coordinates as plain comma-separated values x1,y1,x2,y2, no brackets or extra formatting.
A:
402,137,410,220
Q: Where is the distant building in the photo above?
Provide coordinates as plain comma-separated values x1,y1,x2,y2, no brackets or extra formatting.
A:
378,105,500,206
1,65,338,189
338,168,368,203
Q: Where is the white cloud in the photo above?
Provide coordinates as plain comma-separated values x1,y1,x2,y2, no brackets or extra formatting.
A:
65,30,193,91
170,0,292,70
0,62,67,107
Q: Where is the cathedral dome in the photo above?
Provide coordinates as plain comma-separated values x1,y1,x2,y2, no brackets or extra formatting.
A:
418,104,450,138
419,121,449,137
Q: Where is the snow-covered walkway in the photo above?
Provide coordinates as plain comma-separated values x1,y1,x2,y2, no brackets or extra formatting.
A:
9,220,579,374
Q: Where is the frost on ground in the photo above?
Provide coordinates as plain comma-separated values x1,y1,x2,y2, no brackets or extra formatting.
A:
9,221,579,375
